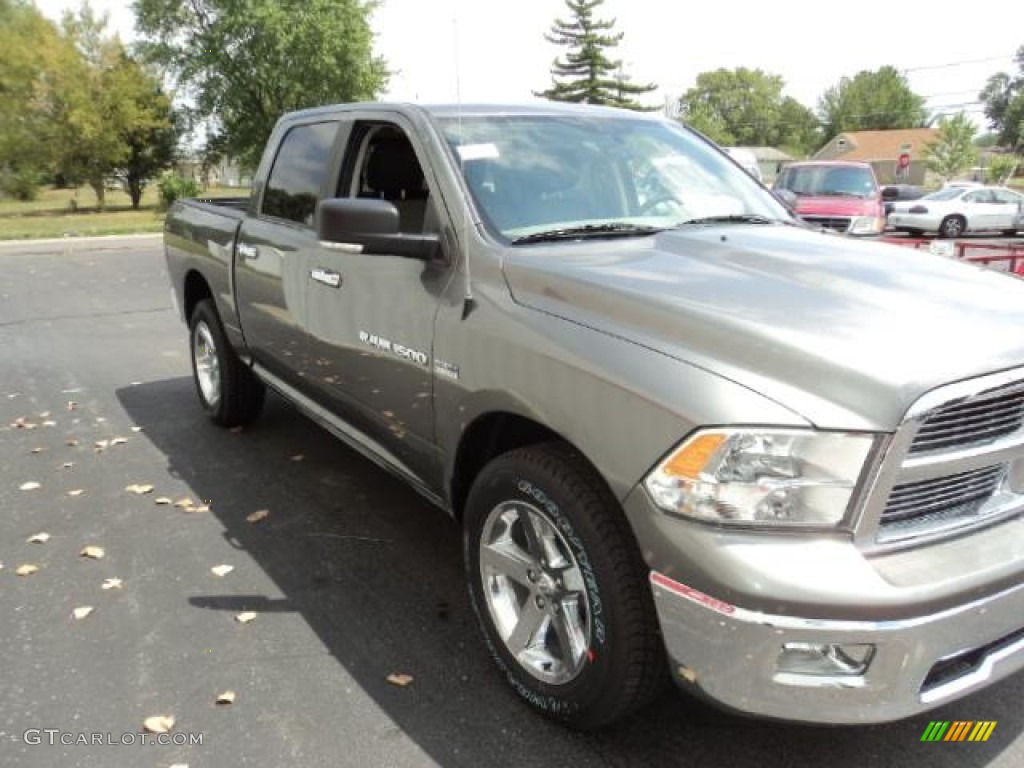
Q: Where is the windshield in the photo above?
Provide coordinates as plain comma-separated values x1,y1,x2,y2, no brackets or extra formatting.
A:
922,187,965,201
436,115,788,240
775,165,878,199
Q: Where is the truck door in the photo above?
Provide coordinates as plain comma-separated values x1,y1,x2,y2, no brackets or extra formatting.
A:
302,117,452,489
233,119,345,391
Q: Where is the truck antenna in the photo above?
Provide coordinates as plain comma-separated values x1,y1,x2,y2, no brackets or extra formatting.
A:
453,14,476,319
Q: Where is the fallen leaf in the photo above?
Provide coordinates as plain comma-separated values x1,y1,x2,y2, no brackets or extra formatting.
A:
65,439,79,447
19,481,41,491
67,489,84,497
246,509,270,524
210,564,234,577
38,411,51,418
16,564,40,576
80,545,105,560
289,453,305,462
62,462,73,469
101,578,123,590
186,504,210,514
142,715,175,734
67,401,78,410
110,437,128,446
125,484,154,495
26,532,51,544
234,611,257,624
30,447,44,454
95,440,109,450
131,426,143,433
155,497,173,505
42,420,56,427
173,498,194,508
386,673,414,687
215,690,236,706
71,606,94,620
169,763,189,768
95,417,106,423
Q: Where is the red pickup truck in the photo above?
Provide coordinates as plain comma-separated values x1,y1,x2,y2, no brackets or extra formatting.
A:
774,160,889,236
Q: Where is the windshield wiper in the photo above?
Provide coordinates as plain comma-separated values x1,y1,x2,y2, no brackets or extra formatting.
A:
511,223,665,244
676,214,791,227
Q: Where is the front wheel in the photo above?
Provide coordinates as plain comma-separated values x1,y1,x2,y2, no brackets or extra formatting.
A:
189,299,265,427
938,215,966,239
464,442,665,729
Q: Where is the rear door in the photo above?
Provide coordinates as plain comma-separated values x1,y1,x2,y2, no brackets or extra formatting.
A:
962,189,995,230
992,189,1023,231
233,119,345,391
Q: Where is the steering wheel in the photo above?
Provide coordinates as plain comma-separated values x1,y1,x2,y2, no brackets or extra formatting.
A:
638,194,684,214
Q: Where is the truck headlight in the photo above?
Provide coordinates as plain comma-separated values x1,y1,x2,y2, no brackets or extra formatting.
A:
848,216,884,235
644,429,877,528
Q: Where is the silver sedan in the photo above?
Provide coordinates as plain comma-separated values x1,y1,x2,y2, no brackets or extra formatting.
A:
888,185,1023,238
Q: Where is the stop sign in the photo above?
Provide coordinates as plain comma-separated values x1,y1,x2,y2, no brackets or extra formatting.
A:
898,152,911,169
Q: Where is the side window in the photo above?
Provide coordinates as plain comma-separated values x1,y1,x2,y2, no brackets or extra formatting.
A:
261,122,339,226
346,125,436,234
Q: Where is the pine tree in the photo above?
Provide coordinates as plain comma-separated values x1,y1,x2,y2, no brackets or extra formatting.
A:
534,0,657,111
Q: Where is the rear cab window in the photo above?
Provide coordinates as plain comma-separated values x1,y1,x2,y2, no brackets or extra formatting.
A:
260,122,340,227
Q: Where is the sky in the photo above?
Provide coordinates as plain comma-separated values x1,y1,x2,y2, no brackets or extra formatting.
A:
35,0,1022,127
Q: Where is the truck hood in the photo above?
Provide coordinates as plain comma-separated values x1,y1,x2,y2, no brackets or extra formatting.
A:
501,225,1024,431
793,196,877,217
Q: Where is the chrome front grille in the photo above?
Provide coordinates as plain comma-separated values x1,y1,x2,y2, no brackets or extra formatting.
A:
879,466,1005,541
910,386,1024,454
802,215,850,233
869,370,1024,547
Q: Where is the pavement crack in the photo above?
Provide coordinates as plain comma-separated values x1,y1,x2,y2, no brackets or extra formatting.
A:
0,306,172,328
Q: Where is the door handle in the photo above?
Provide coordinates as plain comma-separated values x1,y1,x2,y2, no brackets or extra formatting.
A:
237,243,258,260
311,268,342,288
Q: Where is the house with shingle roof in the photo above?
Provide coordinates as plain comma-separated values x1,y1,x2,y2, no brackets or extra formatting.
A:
813,128,938,185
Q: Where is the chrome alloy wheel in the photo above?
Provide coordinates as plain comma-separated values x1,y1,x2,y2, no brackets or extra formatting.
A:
192,321,221,408
479,500,592,685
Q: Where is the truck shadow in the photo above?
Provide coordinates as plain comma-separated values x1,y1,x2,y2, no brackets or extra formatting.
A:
116,377,1020,768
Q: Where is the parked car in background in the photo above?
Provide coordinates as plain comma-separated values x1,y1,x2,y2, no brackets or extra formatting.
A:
773,160,886,235
888,185,1024,238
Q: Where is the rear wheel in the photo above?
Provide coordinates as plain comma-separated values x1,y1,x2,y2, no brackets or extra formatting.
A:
938,215,966,239
189,299,265,427
464,442,665,729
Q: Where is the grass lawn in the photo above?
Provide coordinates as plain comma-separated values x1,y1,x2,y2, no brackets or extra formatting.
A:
0,184,247,240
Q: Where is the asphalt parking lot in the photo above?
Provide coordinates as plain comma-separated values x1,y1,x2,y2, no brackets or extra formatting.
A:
1,236,1021,767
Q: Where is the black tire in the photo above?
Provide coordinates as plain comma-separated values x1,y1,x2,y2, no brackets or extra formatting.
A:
464,442,666,729
189,299,265,427
938,215,966,239
1002,229,1018,237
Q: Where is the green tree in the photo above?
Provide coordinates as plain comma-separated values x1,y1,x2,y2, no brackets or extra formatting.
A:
922,112,977,183
678,68,820,153
980,46,1024,152
818,66,928,138
535,0,657,111
986,154,1019,185
134,0,389,169
0,0,69,199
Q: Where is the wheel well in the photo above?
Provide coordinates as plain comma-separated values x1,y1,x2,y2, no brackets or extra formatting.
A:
451,413,562,521
183,270,213,323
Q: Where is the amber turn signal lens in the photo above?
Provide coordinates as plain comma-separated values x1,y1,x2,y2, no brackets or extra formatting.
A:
661,433,726,479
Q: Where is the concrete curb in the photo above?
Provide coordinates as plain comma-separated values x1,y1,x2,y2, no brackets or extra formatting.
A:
0,232,162,247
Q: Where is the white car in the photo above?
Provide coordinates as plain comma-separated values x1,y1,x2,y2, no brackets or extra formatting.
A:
888,185,1024,238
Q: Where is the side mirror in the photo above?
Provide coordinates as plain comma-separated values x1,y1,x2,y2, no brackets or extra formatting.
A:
316,198,441,261
772,189,798,211
881,186,900,201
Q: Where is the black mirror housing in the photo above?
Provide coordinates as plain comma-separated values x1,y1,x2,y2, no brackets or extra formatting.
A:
772,189,798,211
316,198,441,261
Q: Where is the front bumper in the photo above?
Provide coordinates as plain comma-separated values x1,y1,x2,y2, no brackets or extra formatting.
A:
650,562,1024,725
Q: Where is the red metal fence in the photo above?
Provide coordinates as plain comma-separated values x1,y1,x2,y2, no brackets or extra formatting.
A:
878,236,1024,275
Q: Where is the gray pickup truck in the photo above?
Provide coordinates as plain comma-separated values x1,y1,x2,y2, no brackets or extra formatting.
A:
164,102,1024,729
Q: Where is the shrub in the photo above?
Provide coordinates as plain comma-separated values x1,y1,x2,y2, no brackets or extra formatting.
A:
0,169,44,201
986,155,1020,185
157,172,201,208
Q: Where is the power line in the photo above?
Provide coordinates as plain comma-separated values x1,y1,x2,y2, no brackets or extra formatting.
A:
903,55,1017,72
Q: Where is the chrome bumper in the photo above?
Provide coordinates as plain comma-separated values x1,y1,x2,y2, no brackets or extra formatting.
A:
651,571,1024,723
